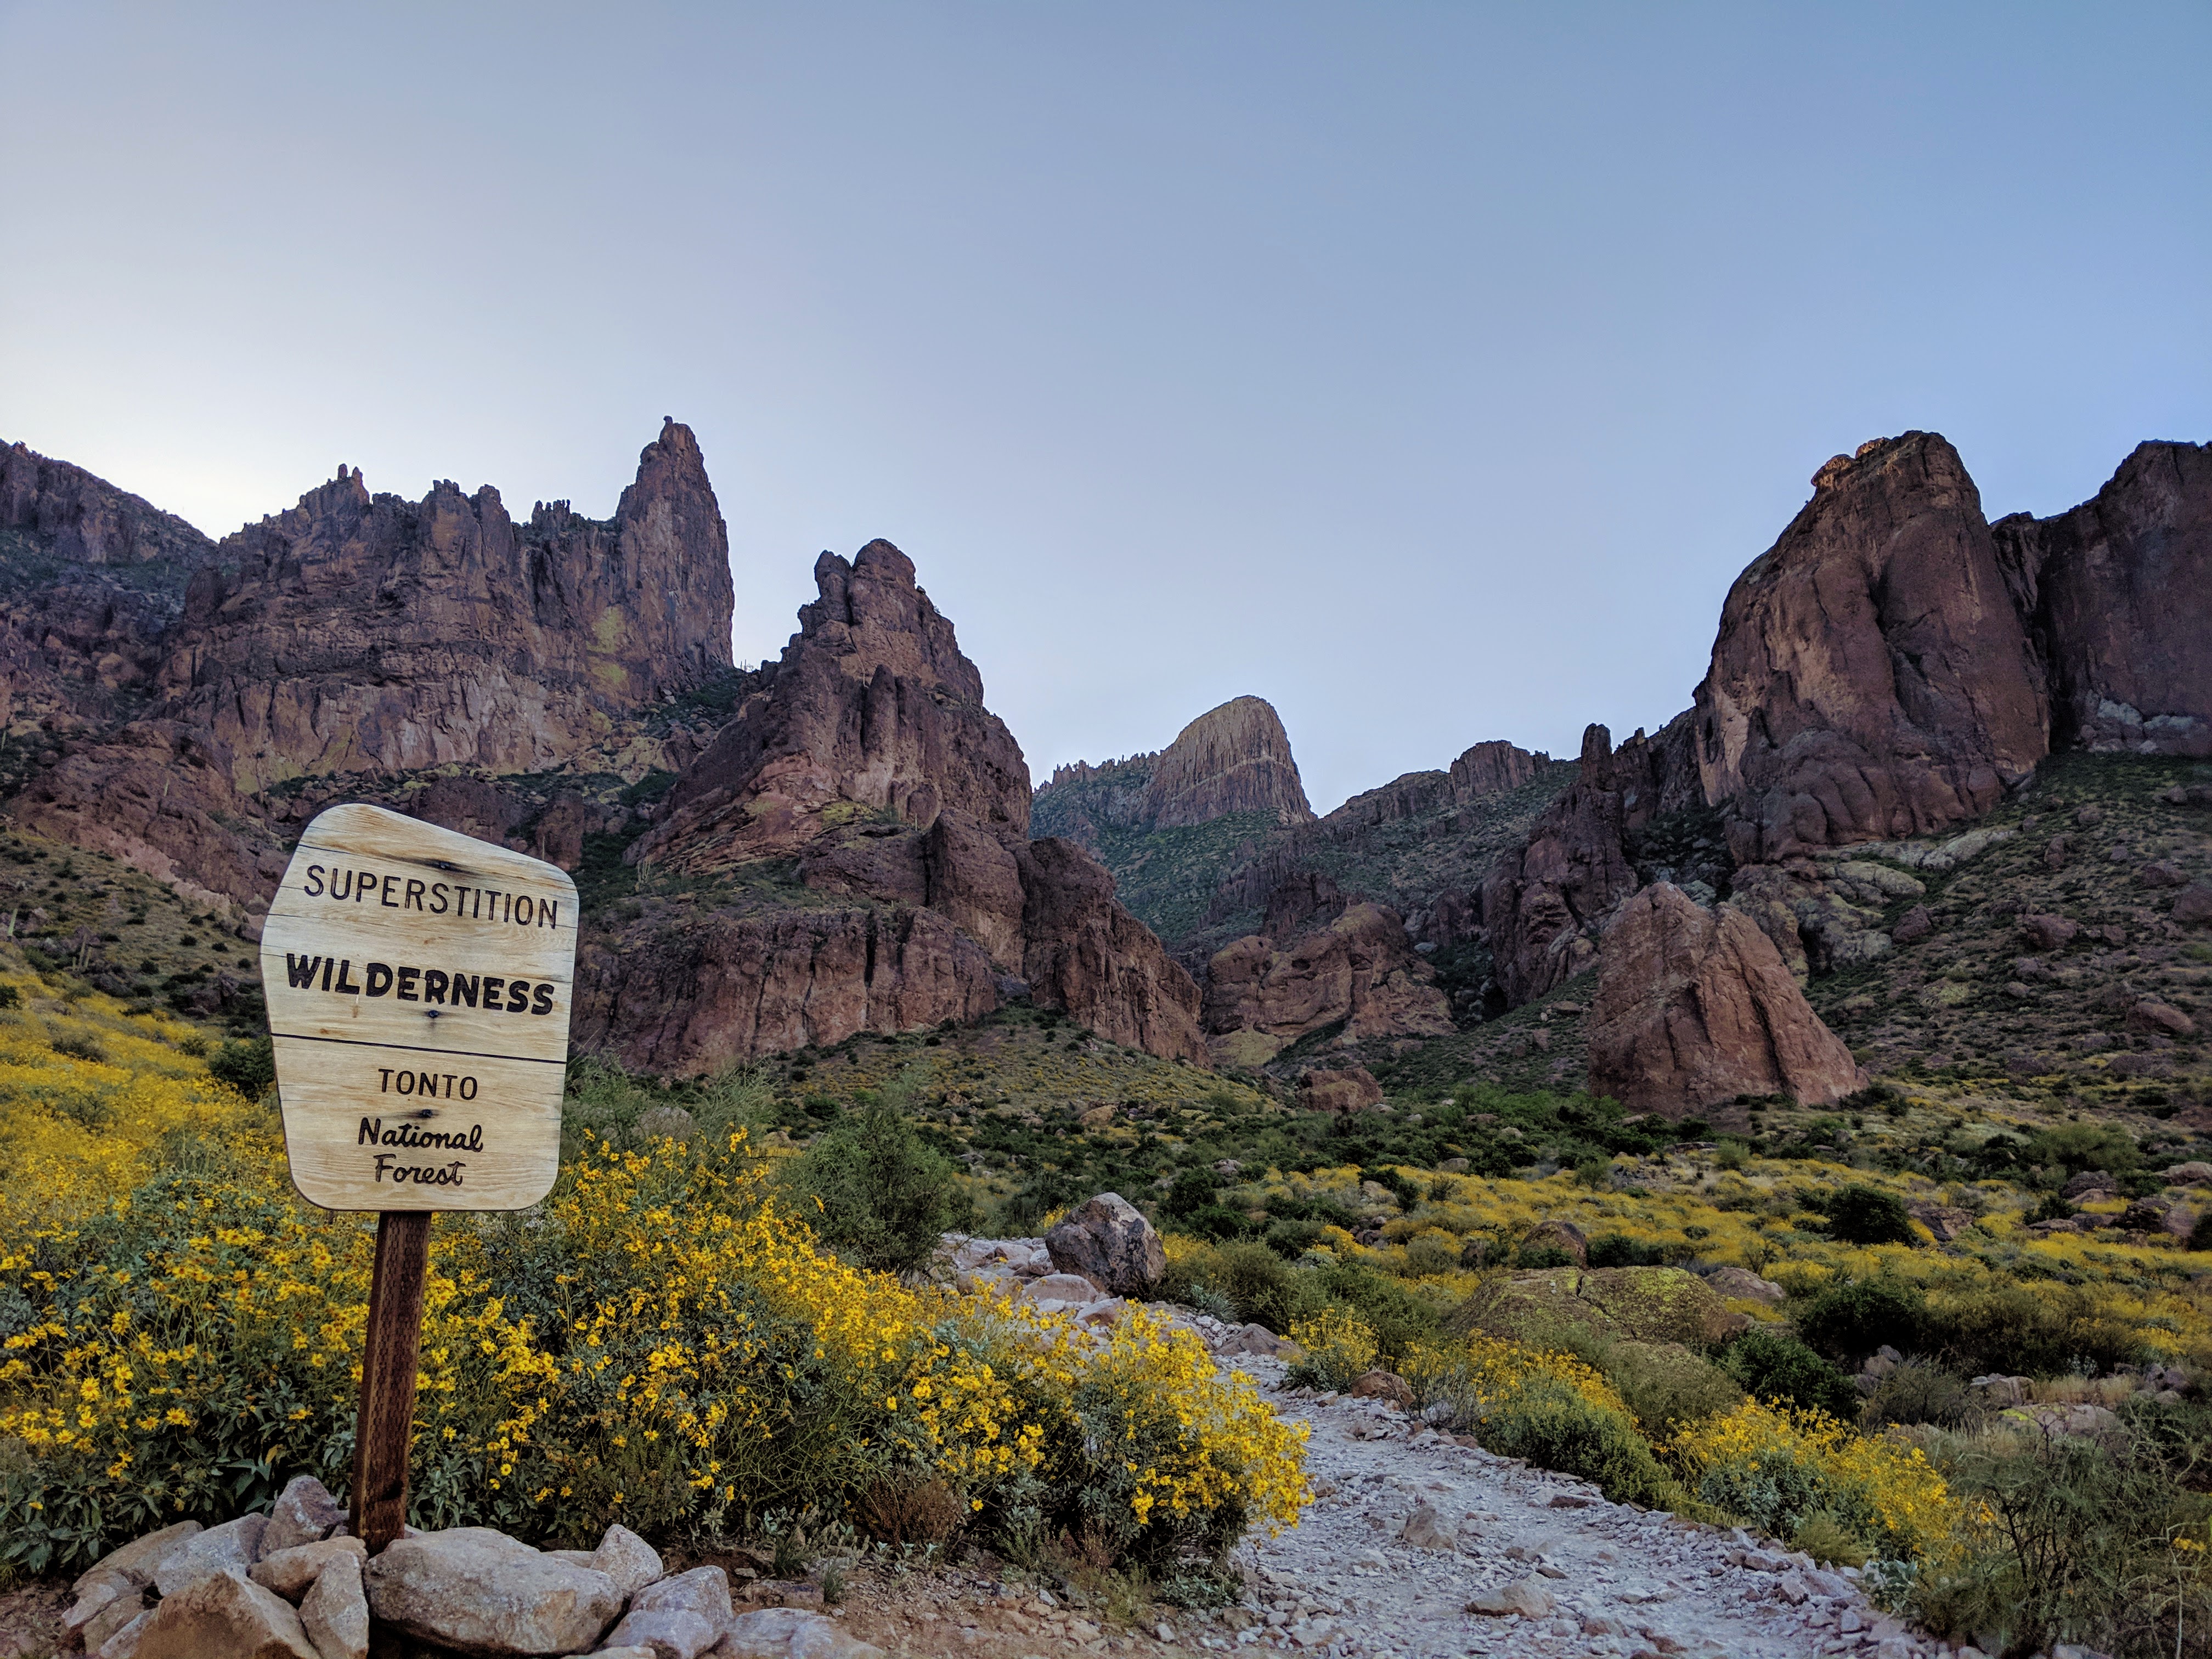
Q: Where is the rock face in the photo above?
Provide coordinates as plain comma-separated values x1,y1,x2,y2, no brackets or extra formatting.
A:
0,438,221,737
1139,696,1313,828
1297,1065,1386,1114
1693,433,2050,864
578,541,1205,1067
1481,720,1703,1007
1586,883,1864,1116
1993,439,2212,757
165,419,733,792
1203,873,1453,1065
640,541,1028,866
8,422,737,920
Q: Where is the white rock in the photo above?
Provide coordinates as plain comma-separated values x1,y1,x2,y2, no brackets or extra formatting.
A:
250,1537,366,1602
630,1565,735,1627
95,1610,154,1659
298,1555,369,1659
589,1523,665,1598
1466,1576,1556,1618
598,1608,719,1658
721,1608,887,1657
262,1476,347,1555
363,1527,623,1656
1397,1503,1454,1552
76,1522,202,1596
154,1516,269,1598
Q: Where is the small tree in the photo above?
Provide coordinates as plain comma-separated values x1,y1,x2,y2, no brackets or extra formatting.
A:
1825,1184,1918,1246
208,1034,276,1099
787,1070,972,1276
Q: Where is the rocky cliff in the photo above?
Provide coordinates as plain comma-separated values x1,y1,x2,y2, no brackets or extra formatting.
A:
163,418,734,791
1140,696,1312,829
636,540,1029,868
1994,439,2212,759
577,540,1205,1068
1692,433,2050,867
8,422,739,918
0,441,221,742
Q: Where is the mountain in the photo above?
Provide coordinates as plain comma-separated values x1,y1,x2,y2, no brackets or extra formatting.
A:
577,538,1205,1068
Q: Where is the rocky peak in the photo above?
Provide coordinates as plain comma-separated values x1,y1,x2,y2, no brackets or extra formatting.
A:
640,539,1032,867
1,440,218,568
152,420,735,790
1692,430,2049,865
795,538,986,703
1139,695,1313,830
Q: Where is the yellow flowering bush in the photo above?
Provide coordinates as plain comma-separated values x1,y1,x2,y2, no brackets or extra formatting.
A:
1284,1307,1378,1391
1399,1334,1686,1509
1671,1399,1962,1564
1,1045,1309,1575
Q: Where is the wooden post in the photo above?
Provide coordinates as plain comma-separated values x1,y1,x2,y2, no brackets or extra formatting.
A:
351,1210,432,1554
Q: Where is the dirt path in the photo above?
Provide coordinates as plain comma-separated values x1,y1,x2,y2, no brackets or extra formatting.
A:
1228,1356,1947,1659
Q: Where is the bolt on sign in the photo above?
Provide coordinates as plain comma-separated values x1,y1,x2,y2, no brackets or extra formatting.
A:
261,803,579,1552
263,803,577,1211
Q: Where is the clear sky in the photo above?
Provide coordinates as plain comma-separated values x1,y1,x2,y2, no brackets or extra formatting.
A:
4,3,2207,811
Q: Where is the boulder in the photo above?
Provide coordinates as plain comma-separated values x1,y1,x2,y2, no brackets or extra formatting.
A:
629,1566,735,1628
261,1475,346,1555
586,1523,662,1599
2174,883,2212,927
1586,883,1864,1116
1705,1266,1785,1306
1890,905,1934,945
362,1527,623,1656
1297,1066,1386,1114
2063,1170,2119,1201
2132,999,2198,1037
1348,1370,1417,1410
2021,913,2080,951
2164,1162,2212,1186
135,1570,318,1659
721,1608,887,1658
154,1515,268,1598
1909,1204,1977,1244
249,1537,365,1601
1466,1576,1557,1618
76,1523,202,1596
597,1609,720,1658
1046,1194,1166,1297
297,1555,369,1659
1520,1219,1590,1268
1397,1502,1454,1551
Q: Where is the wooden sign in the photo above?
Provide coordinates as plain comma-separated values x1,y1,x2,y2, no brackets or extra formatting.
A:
261,803,580,1554
261,803,578,1213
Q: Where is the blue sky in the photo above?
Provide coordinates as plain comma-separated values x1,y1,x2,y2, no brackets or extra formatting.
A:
3,2,2207,810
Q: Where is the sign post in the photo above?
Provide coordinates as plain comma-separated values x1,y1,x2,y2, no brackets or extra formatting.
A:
260,804,578,1553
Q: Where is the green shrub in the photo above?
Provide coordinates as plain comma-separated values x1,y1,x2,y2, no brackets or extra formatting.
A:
1402,1233,1460,1277
785,1079,974,1276
1604,1342,1745,1437
2021,1121,2142,1179
206,1034,274,1098
1261,1217,1325,1259
1918,1281,2147,1379
2191,1211,2212,1254
1475,1375,1688,1510
1309,1262,1440,1364
1822,1184,1918,1246
1161,1240,1317,1333
1588,1232,1671,1268
1857,1358,1980,1430
1797,1277,1924,1367
1516,1243,1577,1270
1909,1413,2212,1659
1720,1329,1860,1419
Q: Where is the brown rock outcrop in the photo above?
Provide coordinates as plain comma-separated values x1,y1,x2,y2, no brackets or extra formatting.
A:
1993,440,2212,757
1203,894,1453,1065
1586,883,1864,1116
158,420,733,793
1297,1066,1385,1113
638,540,1029,867
1138,696,1312,829
582,542,1204,1066
1016,838,1206,1062
1692,433,2049,864
1481,719,1700,1006
0,439,221,736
